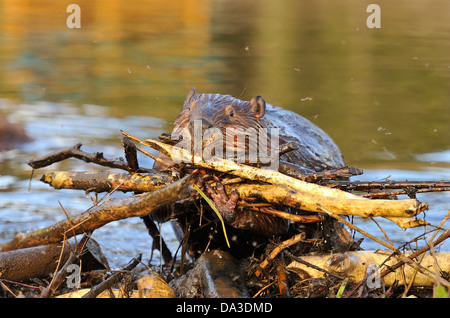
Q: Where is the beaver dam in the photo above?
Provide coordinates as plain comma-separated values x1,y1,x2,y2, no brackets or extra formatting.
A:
0,131,448,298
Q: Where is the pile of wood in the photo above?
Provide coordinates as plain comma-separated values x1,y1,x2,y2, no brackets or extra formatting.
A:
0,131,449,298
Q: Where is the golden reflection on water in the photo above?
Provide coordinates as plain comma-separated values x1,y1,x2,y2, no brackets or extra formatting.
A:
0,0,448,168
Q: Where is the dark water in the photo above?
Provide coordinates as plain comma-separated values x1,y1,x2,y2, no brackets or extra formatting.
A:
0,0,448,267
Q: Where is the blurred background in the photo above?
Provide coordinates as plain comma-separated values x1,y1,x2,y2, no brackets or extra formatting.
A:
0,0,448,267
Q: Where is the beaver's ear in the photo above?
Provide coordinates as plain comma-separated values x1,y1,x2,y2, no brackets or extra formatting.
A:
183,88,197,109
250,96,266,120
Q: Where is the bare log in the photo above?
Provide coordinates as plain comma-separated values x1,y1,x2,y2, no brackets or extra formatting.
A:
0,236,105,283
287,250,450,287
228,183,426,218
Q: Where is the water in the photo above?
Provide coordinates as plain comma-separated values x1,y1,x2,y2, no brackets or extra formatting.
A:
0,0,448,267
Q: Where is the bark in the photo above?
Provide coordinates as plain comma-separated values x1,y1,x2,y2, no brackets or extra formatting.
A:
0,237,105,283
0,243,71,282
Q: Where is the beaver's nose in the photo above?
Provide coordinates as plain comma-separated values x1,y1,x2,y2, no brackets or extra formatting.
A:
188,119,213,137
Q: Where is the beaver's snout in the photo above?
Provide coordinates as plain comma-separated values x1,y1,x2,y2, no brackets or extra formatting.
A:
188,119,213,138
188,118,220,154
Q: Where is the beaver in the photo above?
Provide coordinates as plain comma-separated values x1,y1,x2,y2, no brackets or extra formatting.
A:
153,88,347,239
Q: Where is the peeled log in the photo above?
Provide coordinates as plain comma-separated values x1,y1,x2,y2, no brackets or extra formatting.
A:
287,250,450,287
123,134,428,218
226,183,426,218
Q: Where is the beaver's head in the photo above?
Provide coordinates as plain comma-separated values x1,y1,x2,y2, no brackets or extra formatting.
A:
173,88,266,135
170,88,271,162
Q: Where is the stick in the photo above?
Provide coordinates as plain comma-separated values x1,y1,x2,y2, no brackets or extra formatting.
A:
40,234,91,298
255,232,306,277
121,132,360,200
40,170,426,219
27,143,153,173
379,228,450,280
82,255,141,298
324,180,450,192
41,171,171,193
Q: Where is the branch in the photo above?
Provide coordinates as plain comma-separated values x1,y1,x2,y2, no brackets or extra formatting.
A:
41,171,172,193
0,175,194,252
27,143,153,173
323,180,450,198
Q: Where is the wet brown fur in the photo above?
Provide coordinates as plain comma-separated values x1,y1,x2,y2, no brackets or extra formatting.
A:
172,88,269,158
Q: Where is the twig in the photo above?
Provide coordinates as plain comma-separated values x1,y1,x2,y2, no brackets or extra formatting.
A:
0,280,18,298
323,180,450,192
370,217,393,247
27,143,153,173
380,221,450,281
255,232,306,277
81,255,141,298
249,206,326,224
39,234,91,298
284,250,344,280
41,170,171,193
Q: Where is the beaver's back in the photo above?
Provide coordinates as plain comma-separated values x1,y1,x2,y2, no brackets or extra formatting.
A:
261,103,345,171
